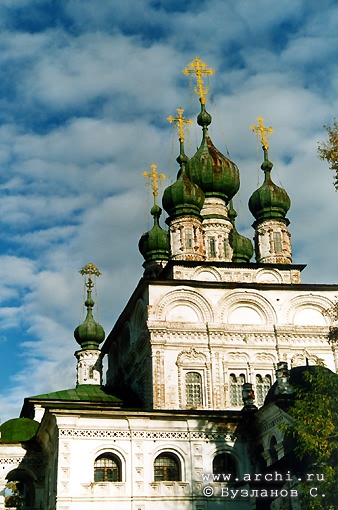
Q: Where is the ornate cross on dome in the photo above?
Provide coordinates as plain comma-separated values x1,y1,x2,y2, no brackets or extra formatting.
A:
80,262,101,290
167,107,193,142
183,57,215,104
250,116,273,150
143,164,166,204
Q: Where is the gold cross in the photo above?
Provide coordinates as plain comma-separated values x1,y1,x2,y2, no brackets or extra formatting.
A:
183,57,215,104
167,107,193,141
80,262,101,289
143,164,166,202
250,116,273,150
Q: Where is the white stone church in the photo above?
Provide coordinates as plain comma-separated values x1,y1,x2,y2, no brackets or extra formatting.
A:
0,58,337,510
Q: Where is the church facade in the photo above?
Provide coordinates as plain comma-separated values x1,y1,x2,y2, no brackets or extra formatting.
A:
0,58,337,510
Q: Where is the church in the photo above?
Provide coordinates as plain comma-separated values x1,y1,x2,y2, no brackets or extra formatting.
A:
0,57,337,510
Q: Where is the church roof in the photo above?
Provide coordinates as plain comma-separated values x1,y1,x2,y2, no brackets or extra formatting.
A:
28,384,122,403
21,384,123,418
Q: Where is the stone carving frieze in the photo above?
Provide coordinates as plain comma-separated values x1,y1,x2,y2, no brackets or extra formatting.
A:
171,263,299,284
57,428,236,442
227,352,250,363
0,456,24,465
254,353,276,364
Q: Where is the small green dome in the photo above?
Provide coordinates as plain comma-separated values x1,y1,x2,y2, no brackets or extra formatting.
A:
187,103,240,203
162,146,205,219
249,157,290,222
228,204,253,263
74,291,105,350
0,418,39,443
139,204,169,262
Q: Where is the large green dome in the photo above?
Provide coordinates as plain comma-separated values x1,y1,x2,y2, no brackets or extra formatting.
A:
139,204,169,262
187,103,240,203
249,158,290,222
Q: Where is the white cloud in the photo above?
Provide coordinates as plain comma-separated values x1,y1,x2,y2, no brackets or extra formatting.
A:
20,32,180,115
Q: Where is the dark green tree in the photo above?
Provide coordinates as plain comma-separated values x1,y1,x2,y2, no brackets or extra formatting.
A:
284,368,338,510
318,118,338,190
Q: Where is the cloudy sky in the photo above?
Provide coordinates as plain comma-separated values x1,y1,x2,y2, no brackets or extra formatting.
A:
0,0,338,421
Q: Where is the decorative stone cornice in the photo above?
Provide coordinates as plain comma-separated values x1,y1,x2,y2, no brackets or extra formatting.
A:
176,347,208,366
218,291,277,324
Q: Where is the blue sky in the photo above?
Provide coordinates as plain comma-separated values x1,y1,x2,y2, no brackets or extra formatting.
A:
0,0,338,421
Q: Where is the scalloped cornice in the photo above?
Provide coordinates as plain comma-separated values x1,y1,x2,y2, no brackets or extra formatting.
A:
152,288,214,323
218,291,277,325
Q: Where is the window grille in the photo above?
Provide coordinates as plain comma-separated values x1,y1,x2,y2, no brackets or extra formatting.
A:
185,372,203,407
213,453,237,477
229,373,245,406
154,453,180,481
186,228,193,248
223,239,228,259
209,237,216,258
94,454,121,482
255,374,272,406
273,231,282,252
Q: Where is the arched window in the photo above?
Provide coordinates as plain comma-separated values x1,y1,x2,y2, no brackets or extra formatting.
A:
256,374,272,406
154,453,180,481
223,238,229,259
229,373,245,406
269,436,278,464
5,469,35,509
186,227,193,248
185,371,203,407
272,231,283,252
209,237,216,258
213,453,237,478
94,453,122,482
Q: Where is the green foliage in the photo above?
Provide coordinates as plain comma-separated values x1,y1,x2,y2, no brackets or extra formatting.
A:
284,368,338,509
324,299,338,344
318,118,338,191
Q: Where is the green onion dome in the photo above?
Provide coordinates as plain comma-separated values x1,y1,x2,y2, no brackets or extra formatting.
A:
228,203,253,263
187,102,240,203
139,204,169,262
162,143,205,220
249,154,290,223
74,289,105,350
